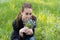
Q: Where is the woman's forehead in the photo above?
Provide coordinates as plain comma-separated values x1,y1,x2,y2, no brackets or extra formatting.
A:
24,8,32,13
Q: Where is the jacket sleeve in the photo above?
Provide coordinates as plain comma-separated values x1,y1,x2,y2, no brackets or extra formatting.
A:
12,20,19,31
11,20,20,40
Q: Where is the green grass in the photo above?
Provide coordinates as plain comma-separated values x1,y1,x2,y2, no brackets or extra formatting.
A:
0,0,60,40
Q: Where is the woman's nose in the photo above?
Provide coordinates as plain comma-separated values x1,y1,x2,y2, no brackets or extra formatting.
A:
27,15,31,18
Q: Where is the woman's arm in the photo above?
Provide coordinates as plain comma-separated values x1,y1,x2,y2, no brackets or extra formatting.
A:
11,20,20,40
12,20,19,31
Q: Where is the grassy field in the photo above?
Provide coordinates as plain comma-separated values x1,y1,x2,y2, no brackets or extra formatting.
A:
0,0,60,40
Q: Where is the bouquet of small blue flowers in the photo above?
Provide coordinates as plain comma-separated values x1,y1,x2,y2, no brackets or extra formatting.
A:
25,19,35,28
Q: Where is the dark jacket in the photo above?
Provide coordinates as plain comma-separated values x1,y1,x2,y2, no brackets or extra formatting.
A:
11,15,36,40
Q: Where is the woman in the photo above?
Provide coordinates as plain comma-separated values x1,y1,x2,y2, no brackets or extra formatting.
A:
11,2,36,40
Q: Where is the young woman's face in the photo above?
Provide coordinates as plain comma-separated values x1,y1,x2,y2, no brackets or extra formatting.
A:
21,8,32,22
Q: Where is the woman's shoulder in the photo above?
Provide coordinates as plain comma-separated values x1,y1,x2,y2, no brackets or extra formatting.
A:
12,19,16,26
31,15,36,21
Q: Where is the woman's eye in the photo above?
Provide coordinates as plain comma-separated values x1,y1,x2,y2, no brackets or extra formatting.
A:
26,13,32,15
26,13,28,15
29,13,32,15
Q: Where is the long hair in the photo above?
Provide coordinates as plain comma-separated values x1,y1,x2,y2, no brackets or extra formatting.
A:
15,2,32,27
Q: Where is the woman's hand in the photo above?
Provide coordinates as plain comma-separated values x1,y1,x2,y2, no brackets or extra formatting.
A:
19,28,24,37
19,27,28,37
25,29,33,35
19,27,33,37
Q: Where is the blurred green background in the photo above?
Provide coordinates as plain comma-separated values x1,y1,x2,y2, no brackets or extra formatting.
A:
0,0,60,40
